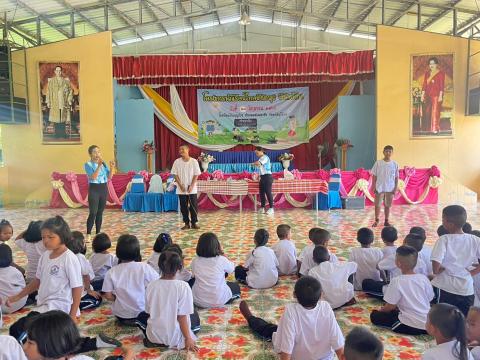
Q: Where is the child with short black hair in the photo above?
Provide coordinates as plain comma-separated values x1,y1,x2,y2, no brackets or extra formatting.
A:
158,244,192,282
409,226,433,275
235,229,279,289
342,326,384,360
102,234,159,325
465,223,474,234
423,303,473,360
89,232,117,291
67,231,102,311
438,224,449,236
0,219,13,243
15,220,45,283
381,226,398,258
0,243,27,313
136,251,199,350
370,245,433,335
308,246,357,309
466,306,480,359
272,224,297,275
431,205,480,316
298,228,338,276
349,228,383,291
191,232,240,308
147,232,173,273
239,276,344,359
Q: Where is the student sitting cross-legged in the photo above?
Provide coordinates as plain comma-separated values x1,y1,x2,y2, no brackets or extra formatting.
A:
370,245,434,335
239,276,344,360
342,326,384,360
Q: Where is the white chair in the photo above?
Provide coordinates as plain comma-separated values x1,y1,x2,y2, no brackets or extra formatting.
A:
148,174,164,194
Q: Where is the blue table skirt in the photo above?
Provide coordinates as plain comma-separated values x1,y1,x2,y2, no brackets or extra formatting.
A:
123,193,165,212
206,150,289,163
208,163,284,173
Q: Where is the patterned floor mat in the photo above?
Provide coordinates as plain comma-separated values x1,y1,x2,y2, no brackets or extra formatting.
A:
0,204,472,359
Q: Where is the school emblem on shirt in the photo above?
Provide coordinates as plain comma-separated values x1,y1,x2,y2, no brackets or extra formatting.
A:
50,265,60,276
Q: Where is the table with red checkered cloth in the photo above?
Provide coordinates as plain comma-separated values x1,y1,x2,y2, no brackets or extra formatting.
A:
247,179,328,195
197,180,249,195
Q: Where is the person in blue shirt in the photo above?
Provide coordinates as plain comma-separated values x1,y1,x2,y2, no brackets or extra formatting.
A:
253,147,274,216
84,145,114,242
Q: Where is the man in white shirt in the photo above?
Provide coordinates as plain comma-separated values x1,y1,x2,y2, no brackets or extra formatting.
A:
171,145,201,230
371,145,399,227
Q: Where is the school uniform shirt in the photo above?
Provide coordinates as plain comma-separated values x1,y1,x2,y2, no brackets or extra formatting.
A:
383,274,434,330
76,253,95,297
419,246,433,275
348,247,384,290
422,340,474,360
258,155,272,175
84,161,110,184
272,239,297,275
307,261,357,309
89,252,117,281
378,253,429,279
35,249,83,315
371,159,399,193
15,238,46,281
245,246,279,289
0,266,27,313
102,262,159,318
382,245,397,259
191,256,235,308
431,233,480,296
0,335,27,360
170,157,201,195
298,245,338,276
471,346,480,360
147,251,161,273
272,301,344,360
145,279,196,349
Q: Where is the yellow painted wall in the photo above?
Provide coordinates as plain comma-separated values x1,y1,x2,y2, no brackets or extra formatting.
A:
1,32,114,204
377,26,480,195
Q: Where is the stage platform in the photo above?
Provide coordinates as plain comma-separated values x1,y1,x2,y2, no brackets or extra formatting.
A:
0,204,469,359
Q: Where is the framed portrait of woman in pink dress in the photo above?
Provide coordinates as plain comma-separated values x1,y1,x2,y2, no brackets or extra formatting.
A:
411,54,454,139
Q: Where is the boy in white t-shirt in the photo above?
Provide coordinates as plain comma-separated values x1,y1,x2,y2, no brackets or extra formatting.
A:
371,145,399,227
370,245,434,335
272,224,297,275
89,233,118,291
409,226,433,276
0,244,27,313
349,227,383,291
308,246,357,309
467,306,480,360
298,228,338,276
239,276,345,360
136,251,200,350
431,205,480,316
342,327,384,360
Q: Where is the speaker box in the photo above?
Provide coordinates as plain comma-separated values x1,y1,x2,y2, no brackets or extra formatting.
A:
342,196,365,209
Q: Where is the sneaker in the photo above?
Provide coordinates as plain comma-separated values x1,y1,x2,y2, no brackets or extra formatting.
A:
266,208,274,216
181,224,190,230
258,207,266,214
384,220,392,227
372,219,379,227
191,223,200,230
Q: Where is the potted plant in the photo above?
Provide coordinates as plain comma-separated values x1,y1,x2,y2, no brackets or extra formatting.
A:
198,152,215,173
142,140,155,173
278,153,295,170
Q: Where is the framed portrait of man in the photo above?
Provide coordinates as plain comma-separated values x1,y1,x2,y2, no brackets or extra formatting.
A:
410,53,454,139
38,62,80,144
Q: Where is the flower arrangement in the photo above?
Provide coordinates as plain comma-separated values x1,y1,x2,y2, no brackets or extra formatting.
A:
278,153,295,161
198,152,215,163
142,140,155,153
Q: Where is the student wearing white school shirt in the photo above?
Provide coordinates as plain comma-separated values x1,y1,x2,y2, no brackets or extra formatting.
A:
466,307,480,360
431,205,480,317
14,220,46,284
171,144,201,230
235,229,279,289
370,246,434,335
239,276,345,360
308,246,357,309
423,303,474,360
409,226,433,276
0,244,27,313
272,224,297,276
380,226,398,258
147,232,173,273
89,233,118,291
136,251,200,350
102,234,159,325
190,232,240,308
298,228,338,276
7,217,120,354
349,227,383,291
157,244,192,282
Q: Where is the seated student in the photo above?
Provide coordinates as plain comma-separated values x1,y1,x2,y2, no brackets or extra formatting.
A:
14,220,46,284
102,234,159,325
348,228,383,291
190,232,240,308
423,303,474,360
467,306,480,360
147,233,173,273
402,233,430,276
380,226,398,258
437,225,449,237
238,276,344,360
272,224,297,275
0,244,27,313
465,223,474,234
68,231,102,311
235,229,279,289
431,205,480,316
0,220,24,276
298,228,338,276
89,233,118,291
308,246,357,309
370,246,434,335
159,244,192,282
136,251,199,350
342,326,384,360
409,226,433,276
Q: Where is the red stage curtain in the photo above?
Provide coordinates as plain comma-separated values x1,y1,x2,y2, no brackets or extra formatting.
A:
113,51,374,85
154,82,359,171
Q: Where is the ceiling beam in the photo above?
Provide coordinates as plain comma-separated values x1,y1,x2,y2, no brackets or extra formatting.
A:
349,0,378,34
420,0,462,31
386,2,416,26
139,0,169,34
143,0,172,17
0,20,38,46
324,0,342,30
56,0,105,34
108,4,144,39
448,13,480,36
